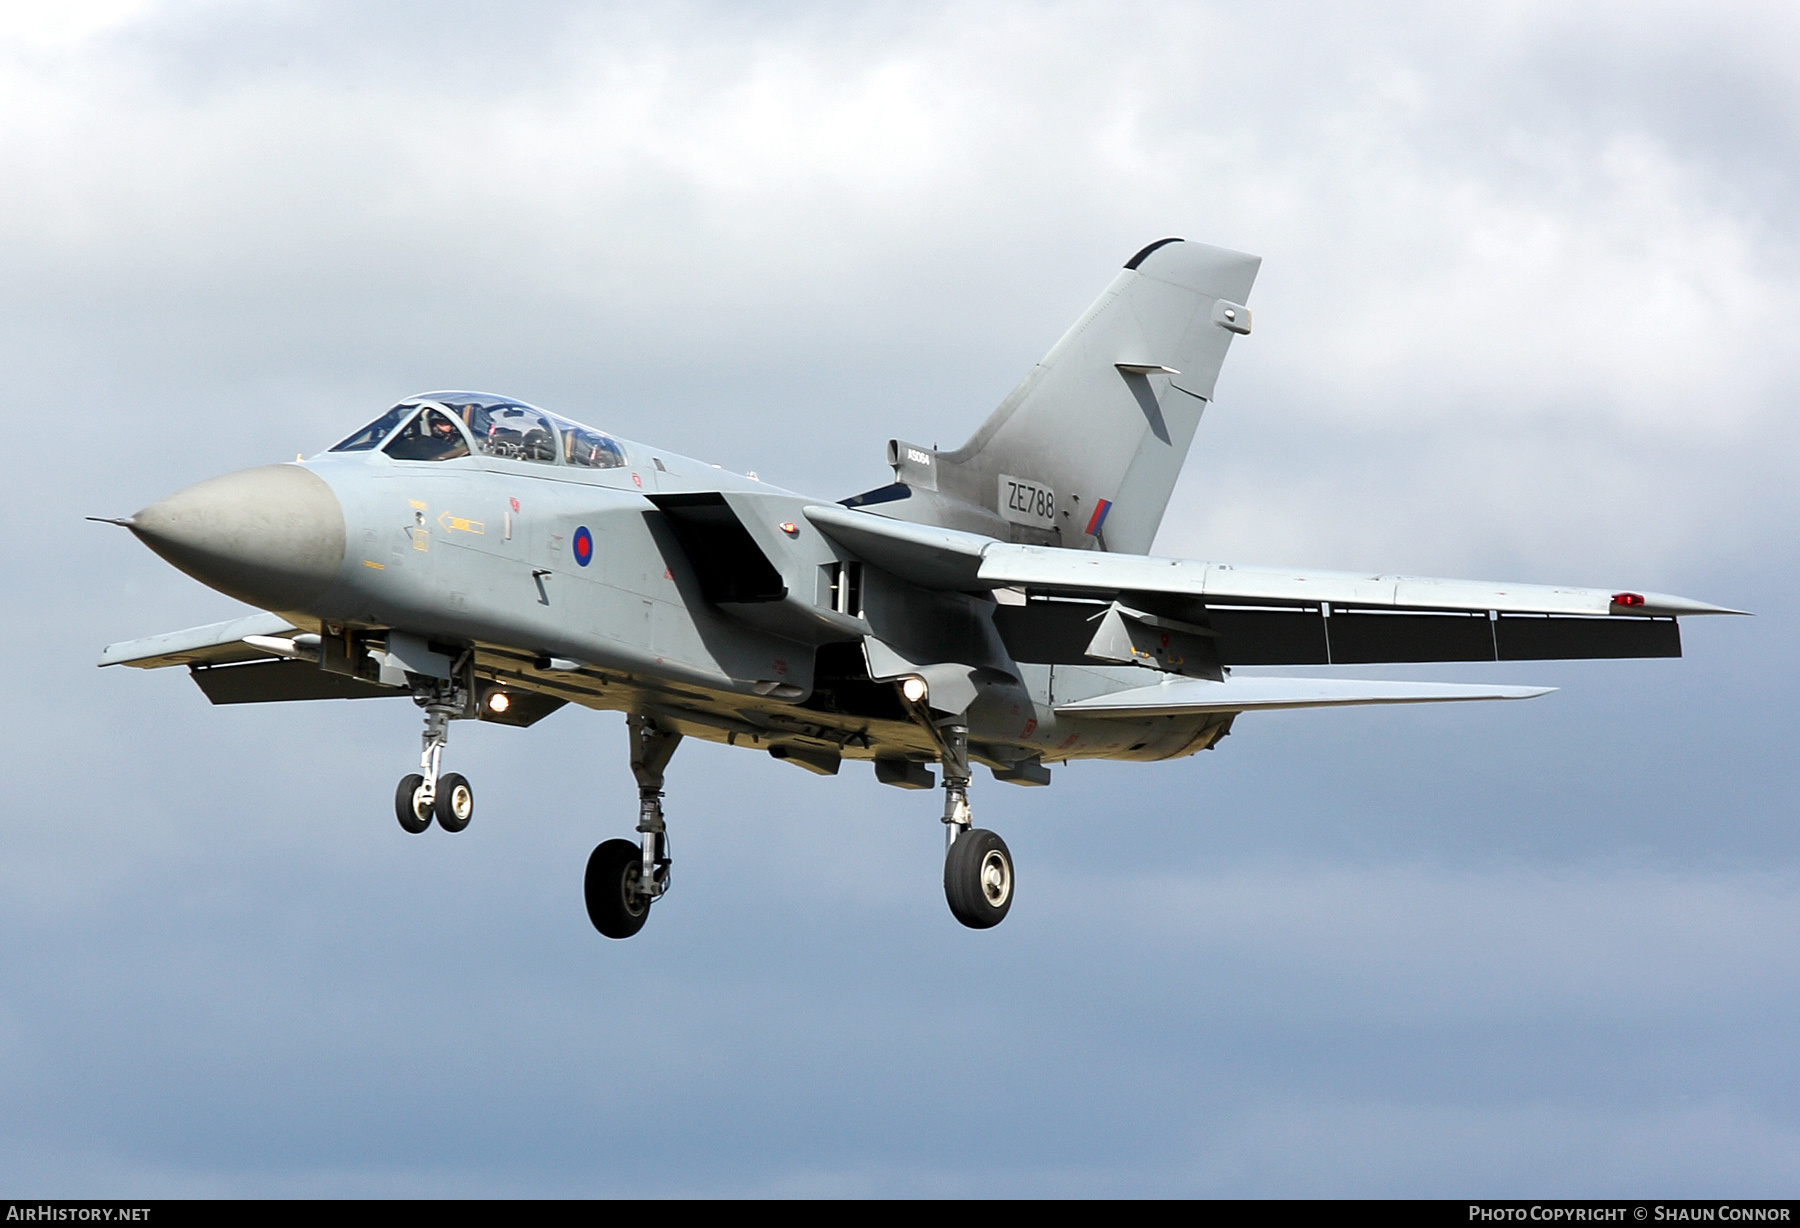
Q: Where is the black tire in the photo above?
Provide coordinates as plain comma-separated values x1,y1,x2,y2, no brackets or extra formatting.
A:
585,839,651,939
944,828,1014,929
395,773,431,834
435,772,474,833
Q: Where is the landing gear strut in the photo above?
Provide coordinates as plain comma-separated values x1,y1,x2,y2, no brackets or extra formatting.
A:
939,716,974,848
935,716,1015,929
585,713,682,939
394,681,475,834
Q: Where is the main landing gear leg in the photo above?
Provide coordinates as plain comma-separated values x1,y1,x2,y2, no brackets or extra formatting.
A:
585,713,683,939
938,718,1014,930
940,718,974,851
394,683,474,834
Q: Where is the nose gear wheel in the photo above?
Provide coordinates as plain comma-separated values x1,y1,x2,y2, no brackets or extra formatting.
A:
435,772,474,832
394,773,431,834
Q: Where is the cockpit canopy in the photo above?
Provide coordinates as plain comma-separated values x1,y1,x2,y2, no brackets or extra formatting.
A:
328,392,627,470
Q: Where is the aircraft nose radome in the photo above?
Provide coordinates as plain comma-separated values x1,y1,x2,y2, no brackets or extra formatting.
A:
130,464,346,611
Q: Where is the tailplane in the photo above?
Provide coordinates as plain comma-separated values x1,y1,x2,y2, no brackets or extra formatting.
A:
849,238,1260,555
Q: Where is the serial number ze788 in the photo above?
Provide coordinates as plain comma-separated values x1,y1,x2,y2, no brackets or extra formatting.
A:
999,474,1057,528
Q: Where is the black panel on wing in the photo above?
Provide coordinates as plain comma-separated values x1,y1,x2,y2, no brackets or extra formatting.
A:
993,600,1330,666
190,659,399,704
994,598,1683,665
1495,614,1680,660
1207,608,1686,664
647,493,786,604
1324,610,1496,664
1206,607,1330,665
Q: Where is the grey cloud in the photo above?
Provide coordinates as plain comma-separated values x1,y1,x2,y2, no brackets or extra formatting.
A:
1,0,1795,1195
8,1,1794,574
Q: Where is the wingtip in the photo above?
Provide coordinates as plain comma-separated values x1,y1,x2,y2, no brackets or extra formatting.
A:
1633,591,1751,617
1670,600,1754,616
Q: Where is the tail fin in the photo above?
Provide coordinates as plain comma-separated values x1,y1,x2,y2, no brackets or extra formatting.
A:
863,239,1260,555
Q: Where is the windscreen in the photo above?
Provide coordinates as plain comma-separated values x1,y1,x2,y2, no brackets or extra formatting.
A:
383,408,472,462
330,403,416,452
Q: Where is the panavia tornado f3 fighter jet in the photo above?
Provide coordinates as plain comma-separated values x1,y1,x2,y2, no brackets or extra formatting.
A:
97,238,1743,937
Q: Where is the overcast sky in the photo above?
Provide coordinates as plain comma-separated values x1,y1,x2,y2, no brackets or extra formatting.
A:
1,0,1795,1196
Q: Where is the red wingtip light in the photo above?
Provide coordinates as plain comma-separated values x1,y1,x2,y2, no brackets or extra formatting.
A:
1612,592,1646,608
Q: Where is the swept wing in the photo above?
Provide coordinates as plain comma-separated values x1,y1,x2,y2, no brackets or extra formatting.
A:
804,503,1743,669
98,612,302,668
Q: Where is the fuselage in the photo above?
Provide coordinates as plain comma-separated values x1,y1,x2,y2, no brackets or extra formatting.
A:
126,394,1226,775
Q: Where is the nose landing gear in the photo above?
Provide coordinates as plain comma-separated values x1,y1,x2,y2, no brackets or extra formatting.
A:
393,683,476,834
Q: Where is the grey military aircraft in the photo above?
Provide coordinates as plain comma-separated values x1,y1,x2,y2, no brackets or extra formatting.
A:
97,238,1742,937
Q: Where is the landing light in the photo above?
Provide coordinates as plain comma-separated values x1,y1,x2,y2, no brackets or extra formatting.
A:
901,676,928,703
488,692,511,714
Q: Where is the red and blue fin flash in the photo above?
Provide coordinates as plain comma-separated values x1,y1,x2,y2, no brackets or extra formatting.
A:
1084,498,1113,537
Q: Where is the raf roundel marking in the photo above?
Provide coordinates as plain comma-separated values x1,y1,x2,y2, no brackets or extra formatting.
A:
573,526,593,567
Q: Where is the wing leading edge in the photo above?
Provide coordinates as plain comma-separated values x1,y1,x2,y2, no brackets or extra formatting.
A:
1056,676,1554,718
